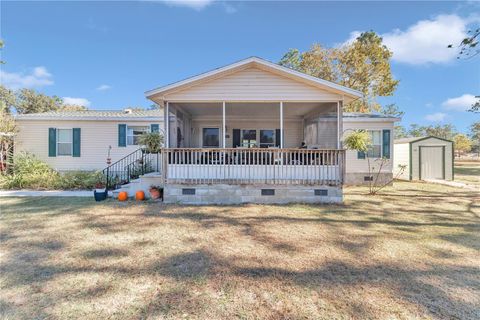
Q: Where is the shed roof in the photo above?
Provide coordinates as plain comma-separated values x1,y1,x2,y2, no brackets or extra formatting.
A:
394,136,453,144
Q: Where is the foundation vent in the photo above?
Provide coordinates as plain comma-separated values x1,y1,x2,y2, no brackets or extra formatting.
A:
314,189,328,196
182,188,196,195
261,189,275,196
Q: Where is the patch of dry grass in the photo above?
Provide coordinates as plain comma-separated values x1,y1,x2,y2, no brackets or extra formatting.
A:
1,181,479,319
455,161,480,187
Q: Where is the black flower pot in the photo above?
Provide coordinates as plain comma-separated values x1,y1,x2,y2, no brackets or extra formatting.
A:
94,189,108,201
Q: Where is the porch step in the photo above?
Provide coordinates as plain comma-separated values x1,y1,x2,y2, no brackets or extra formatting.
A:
111,172,163,199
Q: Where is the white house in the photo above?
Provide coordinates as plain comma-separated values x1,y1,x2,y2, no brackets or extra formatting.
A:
14,57,400,204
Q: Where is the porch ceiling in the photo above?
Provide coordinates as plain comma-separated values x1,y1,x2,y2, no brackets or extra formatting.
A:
172,102,337,118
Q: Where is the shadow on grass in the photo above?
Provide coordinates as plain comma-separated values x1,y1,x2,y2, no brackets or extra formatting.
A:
82,248,129,259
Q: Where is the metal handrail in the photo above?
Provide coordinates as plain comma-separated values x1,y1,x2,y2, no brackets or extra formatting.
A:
102,148,161,190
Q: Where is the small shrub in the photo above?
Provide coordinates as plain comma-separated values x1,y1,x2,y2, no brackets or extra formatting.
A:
59,171,104,190
138,132,164,153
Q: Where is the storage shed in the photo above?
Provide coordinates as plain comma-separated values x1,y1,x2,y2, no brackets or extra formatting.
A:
394,136,453,181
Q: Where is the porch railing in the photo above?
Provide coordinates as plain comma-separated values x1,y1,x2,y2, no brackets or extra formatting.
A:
163,148,345,186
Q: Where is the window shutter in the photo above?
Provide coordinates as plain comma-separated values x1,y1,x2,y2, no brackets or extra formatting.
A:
118,124,127,147
72,128,81,157
232,129,240,148
48,128,56,157
357,151,366,159
150,124,159,133
275,129,281,147
382,129,391,159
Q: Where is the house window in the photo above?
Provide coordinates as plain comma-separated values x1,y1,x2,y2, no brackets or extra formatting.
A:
127,126,149,145
57,129,72,156
260,130,275,148
367,130,382,158
202,128,219,147
242,129,257,148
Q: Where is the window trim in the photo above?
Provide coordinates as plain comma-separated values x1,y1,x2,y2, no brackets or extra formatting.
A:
56,128,73,157
360,129,382,159
259,129,276,148
201,127,220,148
126,125,150,146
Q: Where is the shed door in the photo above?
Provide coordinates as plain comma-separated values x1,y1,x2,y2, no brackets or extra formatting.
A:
420,146,444,180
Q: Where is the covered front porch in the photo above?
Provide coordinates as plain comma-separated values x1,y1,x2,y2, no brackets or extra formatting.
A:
161,101,345,186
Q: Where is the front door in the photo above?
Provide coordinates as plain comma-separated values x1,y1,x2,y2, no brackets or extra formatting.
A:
420,146,444,180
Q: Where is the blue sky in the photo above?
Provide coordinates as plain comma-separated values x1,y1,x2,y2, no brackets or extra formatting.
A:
1,1,479,132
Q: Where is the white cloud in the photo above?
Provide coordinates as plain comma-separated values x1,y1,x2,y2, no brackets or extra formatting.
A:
63,97,91,107
342,14,474,65
383,15,468,64
442,94,477,111
425,112,447,122
32,66,52,78
222,2,237,14
160,0,214,10
96,84,112,91
0,66,54,90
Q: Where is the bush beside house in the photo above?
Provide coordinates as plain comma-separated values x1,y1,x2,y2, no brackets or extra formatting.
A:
0,152,103,190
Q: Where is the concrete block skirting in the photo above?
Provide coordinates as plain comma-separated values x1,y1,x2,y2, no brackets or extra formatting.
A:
163,184,343,204
344,172,393,186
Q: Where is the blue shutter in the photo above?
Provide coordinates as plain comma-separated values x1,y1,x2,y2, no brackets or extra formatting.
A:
232,129,241,148
150,124,159,133
118,124,127,147
48,128,56,157
275,129,281,147
382,129,391,159
357,151,365,159
72,128,81,157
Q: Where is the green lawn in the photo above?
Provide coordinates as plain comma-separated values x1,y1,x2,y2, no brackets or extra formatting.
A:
455,161,480,187
1,181,479,319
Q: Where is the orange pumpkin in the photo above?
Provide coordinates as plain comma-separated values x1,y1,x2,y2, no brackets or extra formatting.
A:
118,191,128,201
135,190,145,201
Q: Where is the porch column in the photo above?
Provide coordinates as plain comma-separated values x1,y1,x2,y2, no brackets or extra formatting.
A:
280,101,284,148
222,101,226,148
165,101,169,148
337,101,340,149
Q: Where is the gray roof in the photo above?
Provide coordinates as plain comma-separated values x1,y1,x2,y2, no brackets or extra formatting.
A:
343,112,399,119
343,112,401,122
16,109,163,121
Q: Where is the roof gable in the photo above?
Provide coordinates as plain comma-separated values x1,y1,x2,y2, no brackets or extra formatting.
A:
145,57,362,103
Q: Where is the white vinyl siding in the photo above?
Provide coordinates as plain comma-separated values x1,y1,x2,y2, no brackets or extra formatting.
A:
343,121,395,174
15,120,164,171
164,67,343,102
